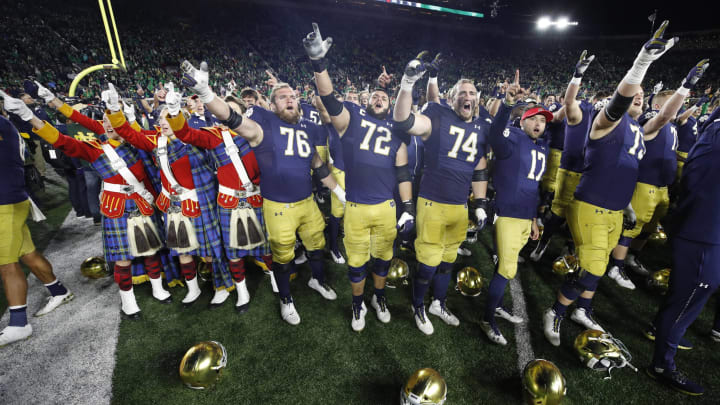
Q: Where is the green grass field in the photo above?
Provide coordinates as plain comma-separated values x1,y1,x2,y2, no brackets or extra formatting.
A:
110,222,720,404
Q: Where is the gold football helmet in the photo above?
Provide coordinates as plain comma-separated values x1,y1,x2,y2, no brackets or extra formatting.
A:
456,267,483,297
647,268,671,293
80,256,109,279
179,341,228,389
647,226,668,244
386,258,410,288
400,368,447,405
551,254,578,276
574,330,637,378
522,359,566,405
197,258,213,282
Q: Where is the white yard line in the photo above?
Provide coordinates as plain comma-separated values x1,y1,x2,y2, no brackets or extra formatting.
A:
510,274,535,374
0,213,118,405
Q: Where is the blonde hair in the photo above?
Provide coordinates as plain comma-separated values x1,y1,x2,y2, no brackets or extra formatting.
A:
448,79,475,101
269,83,293,104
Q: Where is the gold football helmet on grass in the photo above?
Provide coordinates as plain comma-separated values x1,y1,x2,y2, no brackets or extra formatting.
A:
179,341,228,389
456,267,483,297
522,359,566,405
80,256,109,279
574,330,637,378
400,368,447,405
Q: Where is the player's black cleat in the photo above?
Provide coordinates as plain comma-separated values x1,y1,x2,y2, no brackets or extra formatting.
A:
646,366,704,396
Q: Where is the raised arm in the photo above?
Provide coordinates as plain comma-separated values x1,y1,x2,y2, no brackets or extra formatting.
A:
564,50,596,125
180,60,263,146
164,95,222,150
302,23,351,136
471,157,489,230
425,54,442,104
591,21,678,138
643,59,709,138
1,90,101,161
392,52,436,138
488,70,524,160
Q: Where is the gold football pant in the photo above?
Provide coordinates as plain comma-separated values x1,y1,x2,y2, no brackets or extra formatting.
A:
495,216,532,279
415,197,467,267
541,148,563,193
343,200,396,268
0,200,36,266
675,151,688,183
567,199,623,277
622,183,669,239
330,166,346,218
262,196,325,264
550,168,582,218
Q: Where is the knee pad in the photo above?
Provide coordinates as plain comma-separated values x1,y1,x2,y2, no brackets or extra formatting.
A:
618,236,633,247
348,265,367,283
415,263,437,285
372,259,391,277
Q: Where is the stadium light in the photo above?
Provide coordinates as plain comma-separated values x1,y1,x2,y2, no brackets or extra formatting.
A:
537,16,578,31
537,16,552,30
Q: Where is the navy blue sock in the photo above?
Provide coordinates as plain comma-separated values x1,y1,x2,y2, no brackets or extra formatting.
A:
412,263,437,308
329,216,341,253
9,306,28,327
485,272,509,324
541,212,563,244
374,287,385,299
552,301,568,317
352,294,363,306
45,280,68,297
308,250,325,284
576,296,593,310
609,256,624,269
431,262,453,302
273,263,292,301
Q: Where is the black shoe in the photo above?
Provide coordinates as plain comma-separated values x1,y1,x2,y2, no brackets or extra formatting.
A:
93,216,102,225
643,325,693,350
235,303,249,314
646,366,704,396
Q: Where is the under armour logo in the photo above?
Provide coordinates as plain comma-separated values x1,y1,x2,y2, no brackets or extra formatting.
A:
699,283,710,288
595,209,603,214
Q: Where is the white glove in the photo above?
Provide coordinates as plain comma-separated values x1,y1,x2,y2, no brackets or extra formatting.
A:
400,58,426,92
165,90,182,116
34,81,56,104
164,82,175,93
653,81,663,94
122,100,136,122
101,83,121,112
331,184,346,207
303,23,333,60
0,90,34,121
475,207,488,230
181,60,214,104
625,21,678,85
397,212,414,233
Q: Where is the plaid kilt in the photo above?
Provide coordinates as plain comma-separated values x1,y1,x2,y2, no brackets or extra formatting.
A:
219,204,270,260
130,249,182,286
102,199,163,262
163,145,233,290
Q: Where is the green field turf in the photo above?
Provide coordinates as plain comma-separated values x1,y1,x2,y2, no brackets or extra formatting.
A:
111,225,720,404
0,172,72,315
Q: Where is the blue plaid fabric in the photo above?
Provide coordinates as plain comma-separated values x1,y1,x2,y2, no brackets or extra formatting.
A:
219,205,270,260
159,138,232,290
101,199,164,262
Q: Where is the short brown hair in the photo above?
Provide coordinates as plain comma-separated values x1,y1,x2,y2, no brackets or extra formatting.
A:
269,83,293,104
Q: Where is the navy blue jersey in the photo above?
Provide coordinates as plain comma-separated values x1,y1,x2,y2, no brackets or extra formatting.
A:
489,102,546,219
187,112,217,129
476,105,492,123
638,123,678,187
315,124,329,151
248,107,321,202
575,113,645,210
341,102,403,204
327,125,345,171
677,116,698,154
545,102,565,150
560,100,595,172
300,102,322,126
0,116,28,205
418,102,487,205
669,120,720,244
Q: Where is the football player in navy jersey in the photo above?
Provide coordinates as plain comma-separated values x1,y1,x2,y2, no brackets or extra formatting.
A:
607,60,709,290
543,21,678,346
481,70,547,345
182,60,345,326
304,23,413,331
645,113,720,396
674,100,702,180
531,50,603,263
393,52,490,335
